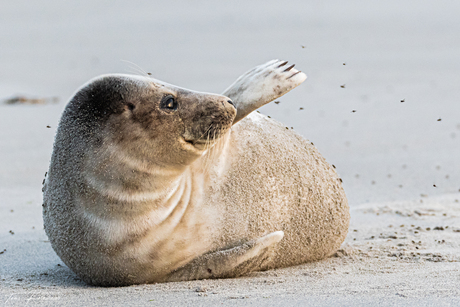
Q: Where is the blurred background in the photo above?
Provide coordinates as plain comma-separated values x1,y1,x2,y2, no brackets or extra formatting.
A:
1,0,459,205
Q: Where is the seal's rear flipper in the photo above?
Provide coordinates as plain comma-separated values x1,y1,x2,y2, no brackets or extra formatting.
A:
222,60,307,125
165,231,284,282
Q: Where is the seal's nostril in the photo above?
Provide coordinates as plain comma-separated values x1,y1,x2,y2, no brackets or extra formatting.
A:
227,100,235,107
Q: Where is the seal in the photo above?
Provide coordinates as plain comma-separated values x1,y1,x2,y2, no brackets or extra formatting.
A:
43,59,349,286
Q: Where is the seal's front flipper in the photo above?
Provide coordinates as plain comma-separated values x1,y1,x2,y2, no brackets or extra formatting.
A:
222,60,307,125
165,231,284,282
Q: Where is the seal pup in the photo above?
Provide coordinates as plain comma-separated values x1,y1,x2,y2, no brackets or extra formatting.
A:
43,59,349,286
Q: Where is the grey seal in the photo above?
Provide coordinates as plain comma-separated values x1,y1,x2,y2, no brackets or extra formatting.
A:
43,59,349,286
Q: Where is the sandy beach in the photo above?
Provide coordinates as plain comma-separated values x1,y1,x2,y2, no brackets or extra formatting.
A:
1,1,460,305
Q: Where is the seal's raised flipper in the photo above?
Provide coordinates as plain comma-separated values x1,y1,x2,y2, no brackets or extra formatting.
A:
165,231,284,282
222,60,307,125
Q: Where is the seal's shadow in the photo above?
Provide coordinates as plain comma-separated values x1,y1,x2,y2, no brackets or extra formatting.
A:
36,264,90,288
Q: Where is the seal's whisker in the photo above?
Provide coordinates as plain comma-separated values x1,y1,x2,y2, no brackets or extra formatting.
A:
203,127,213,172
201,128,210,168
212,126,223,158
206,124,221,171
198,125,213,142
121,60,149,77
205,125,220,173
211,125,226,163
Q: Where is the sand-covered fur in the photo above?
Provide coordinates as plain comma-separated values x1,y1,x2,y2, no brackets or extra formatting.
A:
43,60,349,286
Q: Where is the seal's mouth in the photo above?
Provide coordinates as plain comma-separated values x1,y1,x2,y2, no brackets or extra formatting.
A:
183,124,231,151
183,138,210,150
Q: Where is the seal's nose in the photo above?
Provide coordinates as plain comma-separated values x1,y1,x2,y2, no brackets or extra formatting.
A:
227,100,235,108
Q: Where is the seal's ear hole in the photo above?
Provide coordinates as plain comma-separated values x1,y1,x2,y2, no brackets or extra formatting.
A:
127,103,135,111
160,95,178,111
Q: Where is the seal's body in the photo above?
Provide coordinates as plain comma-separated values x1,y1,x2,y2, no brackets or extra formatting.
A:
43,60,349,286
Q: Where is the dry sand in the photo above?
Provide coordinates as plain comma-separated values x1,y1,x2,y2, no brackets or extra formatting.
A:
1,1,460,306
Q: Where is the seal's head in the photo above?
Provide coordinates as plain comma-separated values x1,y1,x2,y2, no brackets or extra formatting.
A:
64,74,236,169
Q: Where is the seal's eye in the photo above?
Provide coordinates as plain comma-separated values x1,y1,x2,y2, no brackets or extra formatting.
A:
160,95,177,111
